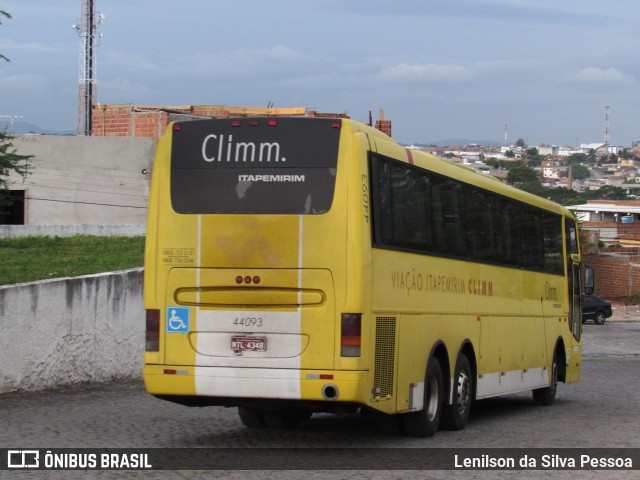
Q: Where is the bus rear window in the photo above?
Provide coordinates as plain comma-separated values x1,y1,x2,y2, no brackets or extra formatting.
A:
170,118,341,214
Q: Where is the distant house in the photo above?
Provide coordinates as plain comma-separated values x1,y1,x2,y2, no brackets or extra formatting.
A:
541,160,567,180
567,200,640,245
579,143,621,156
580,143,606,155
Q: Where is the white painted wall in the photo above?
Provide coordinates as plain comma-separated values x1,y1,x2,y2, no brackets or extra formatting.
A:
0,268,144,393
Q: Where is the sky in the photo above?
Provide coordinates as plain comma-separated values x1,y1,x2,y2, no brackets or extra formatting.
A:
0,0,639,146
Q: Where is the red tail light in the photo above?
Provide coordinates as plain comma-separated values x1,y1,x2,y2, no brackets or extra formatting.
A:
341,313,361,357
146,309,160,352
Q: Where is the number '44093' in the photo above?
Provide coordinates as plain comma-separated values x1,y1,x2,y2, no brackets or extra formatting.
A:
234,317,263,327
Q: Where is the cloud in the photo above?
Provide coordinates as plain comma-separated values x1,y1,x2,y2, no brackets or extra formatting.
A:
0,73,47,92
185,45,320,78
376,63,472,83
327,0,605,26
373,59,536,85
0,41,66,54
575,67,635,85
98,77,157,103
102,50,160,74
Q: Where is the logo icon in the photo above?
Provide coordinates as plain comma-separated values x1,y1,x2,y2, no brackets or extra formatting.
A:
167,307,190,333
8,450,39,468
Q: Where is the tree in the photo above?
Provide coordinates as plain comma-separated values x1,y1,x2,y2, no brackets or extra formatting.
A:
515,138,526,148
524,147,544,167
0,131,33,210
587,185,629,201
570,163,590,180
486,158,499,169
1,9,11,62
506,162,542,194
619,149,636,160
566,153,588,165
507,162,538,184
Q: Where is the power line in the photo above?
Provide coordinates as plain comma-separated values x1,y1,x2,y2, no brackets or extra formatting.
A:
20,170,148,191
0,192,146,209
20,181,148,199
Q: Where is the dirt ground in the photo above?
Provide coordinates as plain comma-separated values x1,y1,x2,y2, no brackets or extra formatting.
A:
609,304,640,321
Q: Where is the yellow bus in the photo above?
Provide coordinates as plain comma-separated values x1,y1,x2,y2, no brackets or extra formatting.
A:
143,116,593,436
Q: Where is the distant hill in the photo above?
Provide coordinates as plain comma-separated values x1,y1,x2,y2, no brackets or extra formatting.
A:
410,138,503,148
0,121,75,136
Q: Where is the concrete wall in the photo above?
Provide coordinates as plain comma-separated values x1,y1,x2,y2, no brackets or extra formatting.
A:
0,268,144,393
9,135,156,225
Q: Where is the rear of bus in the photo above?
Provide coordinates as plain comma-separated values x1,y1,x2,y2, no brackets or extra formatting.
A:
143,117,370,421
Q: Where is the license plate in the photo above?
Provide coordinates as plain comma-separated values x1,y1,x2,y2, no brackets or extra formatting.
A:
231,336,267,351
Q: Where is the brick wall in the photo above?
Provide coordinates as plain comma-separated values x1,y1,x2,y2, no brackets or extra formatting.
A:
375,119,392,137
91,105,391,138
92,106,134,136
582,252,640,303
91,105,322,138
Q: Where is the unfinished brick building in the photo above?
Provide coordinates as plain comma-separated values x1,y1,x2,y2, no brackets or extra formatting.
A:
90,105,391,138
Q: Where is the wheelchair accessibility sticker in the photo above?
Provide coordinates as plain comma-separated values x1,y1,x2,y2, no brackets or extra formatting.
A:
167,307,190,333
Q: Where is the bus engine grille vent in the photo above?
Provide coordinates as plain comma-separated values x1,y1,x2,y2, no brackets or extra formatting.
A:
373,316,397,399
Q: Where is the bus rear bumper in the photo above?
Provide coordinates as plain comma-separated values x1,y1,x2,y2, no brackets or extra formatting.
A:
143,365,367,404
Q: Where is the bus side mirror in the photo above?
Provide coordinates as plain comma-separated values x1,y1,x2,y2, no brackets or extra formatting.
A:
584,267,594,295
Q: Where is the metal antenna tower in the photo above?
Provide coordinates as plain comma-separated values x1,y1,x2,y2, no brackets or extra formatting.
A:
504,122,508,147
604,104,610,145
74,0,104,136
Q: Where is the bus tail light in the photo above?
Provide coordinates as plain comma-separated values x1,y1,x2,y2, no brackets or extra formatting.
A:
341,313,361,357
146,309,160,352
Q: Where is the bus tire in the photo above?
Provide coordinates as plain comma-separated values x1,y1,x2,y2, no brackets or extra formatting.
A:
403,356,443,437
441,354,473,430
375,414,405,435
263,411,301,429
238,406,266,428
533,352,558,406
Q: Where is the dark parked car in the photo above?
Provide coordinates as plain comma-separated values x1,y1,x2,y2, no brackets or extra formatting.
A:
582,294,612,325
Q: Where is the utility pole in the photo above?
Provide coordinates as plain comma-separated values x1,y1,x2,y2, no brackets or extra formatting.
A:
0,115,22,134
74,0,104,136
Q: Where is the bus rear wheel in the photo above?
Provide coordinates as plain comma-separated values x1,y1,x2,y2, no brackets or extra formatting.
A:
238,406,266,428
441,354,473,430
263,410,309,429
403,356,443,437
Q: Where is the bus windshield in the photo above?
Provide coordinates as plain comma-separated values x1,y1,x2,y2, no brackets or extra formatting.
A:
170,117,341,215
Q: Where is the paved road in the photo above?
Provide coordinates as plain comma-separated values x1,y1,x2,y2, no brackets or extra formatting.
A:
582,322,640,357
1,322,639,479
